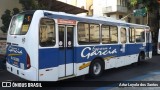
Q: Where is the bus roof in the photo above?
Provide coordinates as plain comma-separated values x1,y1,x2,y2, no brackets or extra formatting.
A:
40,10,149,29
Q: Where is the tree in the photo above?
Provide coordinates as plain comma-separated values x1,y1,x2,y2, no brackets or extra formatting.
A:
19,0,39,10
13,8,20,15
0,10,11,33
0,0,49,33
0,8,20,33
19,0,51,10
130,0,158,12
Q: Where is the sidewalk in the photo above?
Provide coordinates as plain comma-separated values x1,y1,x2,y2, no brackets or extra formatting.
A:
96,71,160,90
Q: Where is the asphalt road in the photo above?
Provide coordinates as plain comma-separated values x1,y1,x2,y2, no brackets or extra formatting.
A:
0,55,160,90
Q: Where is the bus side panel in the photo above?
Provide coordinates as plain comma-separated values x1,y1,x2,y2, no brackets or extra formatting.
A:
38,48,59,81
75,44,146,76
116,44,144,67
125,44,143,63
75,45,120,76
26,10,44,81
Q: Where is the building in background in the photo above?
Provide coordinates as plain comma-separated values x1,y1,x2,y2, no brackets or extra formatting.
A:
0,0,88,31
0,0,158,54
58,0,147,25
94,0,147,25
0,0,148,28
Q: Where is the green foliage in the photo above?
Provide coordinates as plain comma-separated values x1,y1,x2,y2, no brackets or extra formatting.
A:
0,0,49,33
13,8,20,15
0,8,20,33
19,0,38,10
129,0,158,12
1,10,11,33
19,0,49,10
130,0,138,6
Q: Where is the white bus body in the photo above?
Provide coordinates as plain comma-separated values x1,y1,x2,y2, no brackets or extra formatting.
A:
6,10,152,81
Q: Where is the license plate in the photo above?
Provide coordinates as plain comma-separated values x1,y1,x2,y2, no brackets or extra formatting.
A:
14,61,18,65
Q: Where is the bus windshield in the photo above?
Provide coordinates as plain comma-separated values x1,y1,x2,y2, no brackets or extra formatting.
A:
10,14,33,35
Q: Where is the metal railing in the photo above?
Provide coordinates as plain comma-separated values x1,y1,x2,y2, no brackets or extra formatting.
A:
103,5,128,14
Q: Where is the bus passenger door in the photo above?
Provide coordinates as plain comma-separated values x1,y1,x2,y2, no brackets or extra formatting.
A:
58,25,74,78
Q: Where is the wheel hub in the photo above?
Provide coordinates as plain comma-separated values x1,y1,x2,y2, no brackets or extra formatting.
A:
93,62,101,75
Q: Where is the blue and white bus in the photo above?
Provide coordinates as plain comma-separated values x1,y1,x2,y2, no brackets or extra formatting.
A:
6,10,152,81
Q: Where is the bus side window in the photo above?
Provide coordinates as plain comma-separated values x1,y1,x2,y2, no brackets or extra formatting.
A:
120,27,127,43
102,25,110,44
78,23,89,44
110,26,118,43
101,25,118,44
135,28,145,42
39,18,55,47
90,24,100,43
129,28,135,43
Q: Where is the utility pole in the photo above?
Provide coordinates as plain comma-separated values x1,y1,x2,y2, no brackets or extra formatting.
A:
146,11,148,25
120,13,133,20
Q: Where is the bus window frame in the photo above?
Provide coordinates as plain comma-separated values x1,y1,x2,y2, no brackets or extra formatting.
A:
129,27,136,43
77,22,100,45
120,27,127,44
39,17,56,47
9,14,34,35
101,24,118,44
135,28,145,43
101,24,110,44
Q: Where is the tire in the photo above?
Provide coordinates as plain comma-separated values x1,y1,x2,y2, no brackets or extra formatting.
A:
137,53,144,65
89,59,104,77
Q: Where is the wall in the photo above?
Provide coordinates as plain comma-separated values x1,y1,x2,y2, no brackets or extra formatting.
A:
93,0,107,16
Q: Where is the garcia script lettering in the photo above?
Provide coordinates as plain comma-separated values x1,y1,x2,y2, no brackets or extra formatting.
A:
81,47,117,59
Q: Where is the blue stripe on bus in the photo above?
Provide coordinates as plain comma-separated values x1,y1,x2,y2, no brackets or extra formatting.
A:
39,48,59,68
38,43,152,69
6,44,152,69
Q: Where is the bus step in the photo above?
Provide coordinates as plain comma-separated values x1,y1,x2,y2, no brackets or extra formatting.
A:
58,75,76,81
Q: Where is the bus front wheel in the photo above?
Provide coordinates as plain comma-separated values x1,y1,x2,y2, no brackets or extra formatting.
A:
89,59,104,77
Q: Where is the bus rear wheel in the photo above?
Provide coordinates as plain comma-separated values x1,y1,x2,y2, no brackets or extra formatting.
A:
89,59,104,77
